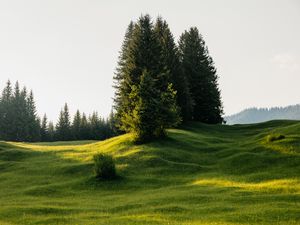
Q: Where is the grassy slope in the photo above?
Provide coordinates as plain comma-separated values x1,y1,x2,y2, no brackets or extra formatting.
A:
0,120,300,225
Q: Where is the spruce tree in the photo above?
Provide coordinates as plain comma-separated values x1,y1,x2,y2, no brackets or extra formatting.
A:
154,17,193,121
113,21,134,125
56,103,72,141
26,90,41,141
0,80,13,140
179,27,223,123
40,114,49,141
48,121,55,142
114,15,180,142
79,113,90,140
72,110,82,140
125,70,180,142
11,81,23,141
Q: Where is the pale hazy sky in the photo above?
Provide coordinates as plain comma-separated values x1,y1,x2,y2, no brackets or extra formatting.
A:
0,0,299,122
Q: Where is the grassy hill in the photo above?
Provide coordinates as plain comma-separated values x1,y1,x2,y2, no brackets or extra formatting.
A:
0,121,300,225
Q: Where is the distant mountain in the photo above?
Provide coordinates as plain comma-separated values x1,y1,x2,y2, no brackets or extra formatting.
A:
225,104,300,125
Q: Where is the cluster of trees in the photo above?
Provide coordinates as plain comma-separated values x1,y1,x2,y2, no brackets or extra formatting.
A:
0,81,117,142
114,15,223,142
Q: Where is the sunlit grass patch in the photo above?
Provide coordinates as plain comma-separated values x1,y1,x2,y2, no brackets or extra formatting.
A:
192,178,300,193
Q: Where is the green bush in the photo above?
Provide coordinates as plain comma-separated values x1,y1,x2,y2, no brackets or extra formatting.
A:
93,153,116,179
266,134,285,142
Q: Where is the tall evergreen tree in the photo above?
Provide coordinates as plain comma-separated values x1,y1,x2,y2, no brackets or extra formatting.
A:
26,90,41,141
40,114,49,141
113,21,135,125
79,113,90,140
154,17,193,121
56,103,72,141
0,81,41,141
0,80,13,140
47,121,55,142
179,27,223,123
114,15,180,142
72,110,82,140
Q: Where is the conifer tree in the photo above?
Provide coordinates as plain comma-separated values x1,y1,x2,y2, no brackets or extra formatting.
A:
47,121,55,142
0,80,13,140
154,17,193,121
11,81,23,141
114,15,180,142
0,81,41,141
179,27,224,123
56,103,72,141
113,21,135,125
40,114,49,141
26,90,41,141
125,70,180,142
79,113,89,140
72,110,82,140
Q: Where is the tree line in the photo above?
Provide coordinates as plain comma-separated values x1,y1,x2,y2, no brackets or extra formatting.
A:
113,15,224,142
0,80,117,142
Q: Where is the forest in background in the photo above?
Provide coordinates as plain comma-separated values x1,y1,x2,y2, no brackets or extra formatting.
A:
0,80,117,142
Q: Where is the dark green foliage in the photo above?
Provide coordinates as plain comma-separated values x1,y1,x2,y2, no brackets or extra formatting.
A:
26,91,41,141
179,27,224,124
123,70,180,142
47,121,55,142
114,15,224,143
0,81,118,142
79,113,91,140
40,114,49,142
114,15,180,142
55,103,72,141
72,110,81,140
0,81,41,142
93,153,116,179
266,134,285,142
154,17,193,121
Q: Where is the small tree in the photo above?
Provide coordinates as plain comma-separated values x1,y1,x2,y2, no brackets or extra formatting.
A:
56,103,72,141
93,153,116,179
40,114,49,141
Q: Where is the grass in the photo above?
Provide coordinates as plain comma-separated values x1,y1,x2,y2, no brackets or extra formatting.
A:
0,120,300,225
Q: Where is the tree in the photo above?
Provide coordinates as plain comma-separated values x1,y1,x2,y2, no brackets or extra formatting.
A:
40,114,49,141
72,110,82,140
0,80,13,140
26,90,41,141
114,15,180,142
47,121,55,142
79,113,90,140
56,103,72,141
154,17,193,121
113,21,135,126
179,27,223,123
123,70,180,142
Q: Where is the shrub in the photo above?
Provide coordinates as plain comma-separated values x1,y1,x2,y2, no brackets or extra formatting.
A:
266,134,285,142
93,153,116,179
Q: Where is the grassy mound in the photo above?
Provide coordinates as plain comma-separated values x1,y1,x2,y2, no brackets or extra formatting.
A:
0,120,300,225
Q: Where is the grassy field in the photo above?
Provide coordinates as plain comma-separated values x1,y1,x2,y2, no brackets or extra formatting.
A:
0,120,300,225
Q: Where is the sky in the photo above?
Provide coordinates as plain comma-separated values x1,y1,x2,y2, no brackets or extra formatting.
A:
0,0,299,122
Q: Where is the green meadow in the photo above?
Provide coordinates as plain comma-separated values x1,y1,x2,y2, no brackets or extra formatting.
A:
0,120,299,225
